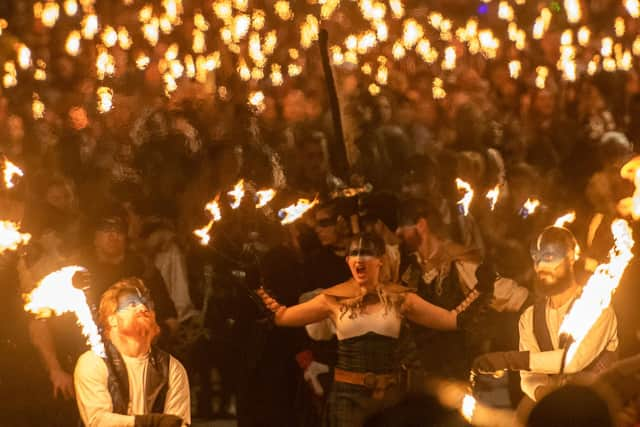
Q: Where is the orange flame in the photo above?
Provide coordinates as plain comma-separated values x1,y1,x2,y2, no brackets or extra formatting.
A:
194,220,213,245
553,211,576,228
455,178,474,216
194,196,222,245
0,220,31,253
486,184,500,211
331,183,373,199
521,197,541,217
3,158,23,188
559,219,634,365
205,198,222,221
278,196,319,225
461,394,477,422
228,179,245,209
618,156,640,220
24,266,105,357
255,189,276,208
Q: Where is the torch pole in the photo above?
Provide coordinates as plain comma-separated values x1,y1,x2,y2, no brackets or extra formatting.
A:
559,333,574,375
318,29,349,179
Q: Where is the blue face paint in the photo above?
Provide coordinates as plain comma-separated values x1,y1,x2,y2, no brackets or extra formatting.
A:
116,291,152,312
530,242,568,266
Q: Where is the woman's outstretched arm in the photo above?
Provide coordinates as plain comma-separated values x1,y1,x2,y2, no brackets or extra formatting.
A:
258,288,333,327
402,292,457,331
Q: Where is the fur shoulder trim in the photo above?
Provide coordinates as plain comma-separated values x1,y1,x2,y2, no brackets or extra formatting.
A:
322,280,412,298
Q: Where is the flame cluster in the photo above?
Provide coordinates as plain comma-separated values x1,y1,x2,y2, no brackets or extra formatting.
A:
2,0,639,113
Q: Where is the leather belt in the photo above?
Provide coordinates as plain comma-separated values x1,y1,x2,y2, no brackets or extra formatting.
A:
334,368,398,399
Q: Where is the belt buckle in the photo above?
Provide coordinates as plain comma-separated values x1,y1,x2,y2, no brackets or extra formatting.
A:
363,373,377,389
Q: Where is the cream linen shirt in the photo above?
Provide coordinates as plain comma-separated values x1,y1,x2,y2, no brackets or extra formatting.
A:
518,299,618,401
74,349,190,427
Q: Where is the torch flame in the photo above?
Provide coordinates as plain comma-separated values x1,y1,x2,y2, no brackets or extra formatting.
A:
618,156,640,220
278,197,319,225
0,220,31,253
626,0,640,18
194,196,222,245
461,394,477,422
227,179,245,209
553,211,576,228
256,189,276,208
205,198,222,221
194,221,213,245
559,219,634,366
455,178,474,216
3,158,23,189
486,185,500,211
96,86,114,113
23,266,105,357
520,198,541,217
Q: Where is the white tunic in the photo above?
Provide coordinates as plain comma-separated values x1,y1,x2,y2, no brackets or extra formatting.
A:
334,304,402,341
74,350,191,427
518,299,618,401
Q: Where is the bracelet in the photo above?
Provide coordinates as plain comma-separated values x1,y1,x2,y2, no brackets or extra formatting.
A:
454,289,480,314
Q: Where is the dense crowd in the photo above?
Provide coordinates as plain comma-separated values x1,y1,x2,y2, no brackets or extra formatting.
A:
1,1,640,426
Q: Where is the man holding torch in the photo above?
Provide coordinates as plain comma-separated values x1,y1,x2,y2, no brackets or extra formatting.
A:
74,278,190,427
472,226,618,404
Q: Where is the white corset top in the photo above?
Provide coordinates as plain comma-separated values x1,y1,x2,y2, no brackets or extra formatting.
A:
334,305,402,341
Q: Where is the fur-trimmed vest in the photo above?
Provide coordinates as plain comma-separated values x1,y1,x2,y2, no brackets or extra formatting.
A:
103,340,170,415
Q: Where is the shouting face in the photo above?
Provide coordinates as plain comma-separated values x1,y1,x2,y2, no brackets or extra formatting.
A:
346,237,383,285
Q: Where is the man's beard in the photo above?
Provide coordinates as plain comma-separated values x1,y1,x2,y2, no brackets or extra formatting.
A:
119,312,160,341
534,269,573,297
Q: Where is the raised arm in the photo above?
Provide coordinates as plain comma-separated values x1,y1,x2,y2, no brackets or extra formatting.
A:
402,292,457,331
258,288,333,327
